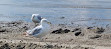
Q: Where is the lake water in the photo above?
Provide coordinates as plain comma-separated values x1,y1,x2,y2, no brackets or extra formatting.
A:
0,0,111,26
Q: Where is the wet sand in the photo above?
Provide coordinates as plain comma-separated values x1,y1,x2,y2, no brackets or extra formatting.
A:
0,21,111,49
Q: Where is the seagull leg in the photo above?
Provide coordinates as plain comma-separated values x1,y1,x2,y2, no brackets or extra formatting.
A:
34,23,36,27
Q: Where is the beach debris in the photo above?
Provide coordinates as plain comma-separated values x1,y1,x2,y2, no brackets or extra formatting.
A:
89,35,101,39
95,27,105,34
71,22,73,24
0,29,6,32
72,46,94,49
16,44,25,49
72,28,81,32
0,43,11,49
60,17,65,19
74,31,82,36
45,45,53,48
87,27,93,29
51,28,70,34
22,26,28,30
64,29,70,33
87,27,105,34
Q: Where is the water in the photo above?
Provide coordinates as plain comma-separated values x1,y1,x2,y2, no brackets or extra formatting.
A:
0,0,111,26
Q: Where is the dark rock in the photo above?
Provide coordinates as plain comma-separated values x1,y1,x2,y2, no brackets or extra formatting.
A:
51,28,70,34
0,41,3,43
45,45,53,48
75,32,81,36
0,43,11,49
22,26,28,30
51,30,57,33
87,27,93,29
16,45,24,49
90,35,101,39
87,27,105,34
0,29,6,32
71,22,73,24
51,28,62,34
13,24,17,26
72,28,81,32
16,43,25,49
25,24,28,25
95,27,105,34
60,17,65,19
58,28,62,31
64,29,70,33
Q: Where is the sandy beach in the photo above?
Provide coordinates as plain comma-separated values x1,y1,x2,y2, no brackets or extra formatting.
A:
0,21,111,49
1,0,111,49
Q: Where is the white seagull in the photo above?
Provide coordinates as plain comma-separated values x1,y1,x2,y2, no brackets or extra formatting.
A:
31,14,43,24
24,18,51,38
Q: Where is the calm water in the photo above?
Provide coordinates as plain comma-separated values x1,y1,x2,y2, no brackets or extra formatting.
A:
0,0,111,26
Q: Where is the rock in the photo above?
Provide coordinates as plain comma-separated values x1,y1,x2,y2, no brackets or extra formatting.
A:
63,29,70,33
51,28,70,34
95,27,105,34
72,46,94,49
87,27,93,29
0,43,11,49
87,27,105,34
74,31,81,36
45,45,53,48
60,17,65,19
90,35,101,39
72,28,81,32
0,29,6,32
22,26,28,30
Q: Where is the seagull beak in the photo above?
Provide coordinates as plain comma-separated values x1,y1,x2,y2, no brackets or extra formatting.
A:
48,22,52,25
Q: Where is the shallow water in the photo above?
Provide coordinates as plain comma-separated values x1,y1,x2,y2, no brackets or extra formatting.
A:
0,0,111,26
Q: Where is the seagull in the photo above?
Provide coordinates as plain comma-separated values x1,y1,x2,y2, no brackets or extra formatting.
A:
31,14,43,26
24,18,51,38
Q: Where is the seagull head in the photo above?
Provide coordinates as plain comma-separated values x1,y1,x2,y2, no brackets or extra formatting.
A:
31,14,43,23
41,18,52,26
32,14,39,18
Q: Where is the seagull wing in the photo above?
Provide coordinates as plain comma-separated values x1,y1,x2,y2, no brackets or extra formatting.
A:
29,26,42,35
37,16,42,20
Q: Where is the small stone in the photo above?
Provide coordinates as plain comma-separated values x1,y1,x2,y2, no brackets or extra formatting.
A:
60,17,65,19
90,35,101,39
75,32,81,36
64,29,70,33
72,28,80,32
87,27,93,29
95,27,105,34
